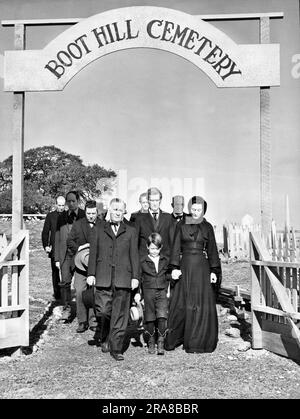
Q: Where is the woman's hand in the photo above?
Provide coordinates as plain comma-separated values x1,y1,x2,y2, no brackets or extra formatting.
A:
210,272,217,284
171,269,182,280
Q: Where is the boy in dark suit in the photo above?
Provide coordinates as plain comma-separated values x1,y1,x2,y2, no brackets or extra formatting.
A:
41,195,65,300
140,233,171,355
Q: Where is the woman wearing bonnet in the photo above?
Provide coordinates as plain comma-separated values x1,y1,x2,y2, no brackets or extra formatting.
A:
165,196,222,353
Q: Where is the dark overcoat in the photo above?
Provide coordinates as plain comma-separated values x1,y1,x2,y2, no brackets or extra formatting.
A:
41,210,59,258
134,210,173,259
88,221,140,288
67,217,101,257
54,208,85,264
169,212,188,245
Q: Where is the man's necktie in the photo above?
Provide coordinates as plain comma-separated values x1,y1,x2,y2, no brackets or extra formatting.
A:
153,213,158,221
110,222,119,234
68,211,76,224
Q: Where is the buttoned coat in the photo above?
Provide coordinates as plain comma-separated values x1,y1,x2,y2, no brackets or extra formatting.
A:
169,212,188,245
88,221,140,288
140,254,171,290
54,208,85,264
134,210,173,259
67,217,102,257
41,210,59,258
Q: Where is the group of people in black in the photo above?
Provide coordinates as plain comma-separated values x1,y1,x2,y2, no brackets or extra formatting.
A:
42,187,222,361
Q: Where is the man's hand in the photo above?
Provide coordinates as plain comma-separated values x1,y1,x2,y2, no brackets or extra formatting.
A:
210,273,217,284
171,269,182,280
131,278,139,290
45,246,52,253
55,261,60,269
87,276,96,286
134,293,141,304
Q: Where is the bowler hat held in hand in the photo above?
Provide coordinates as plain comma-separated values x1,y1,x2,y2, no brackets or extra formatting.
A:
74,244,90,272
130,302,144,322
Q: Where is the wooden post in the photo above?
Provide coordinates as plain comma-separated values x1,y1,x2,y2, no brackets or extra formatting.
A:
250,234,263,348
259,17,272,242
12,24,25,237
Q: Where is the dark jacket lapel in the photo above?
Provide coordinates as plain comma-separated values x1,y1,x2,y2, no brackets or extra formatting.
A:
146,211,156,230
116,222,126,237
156,209,165,231
104,222,115,240
157,255,168,274
81,218,89,242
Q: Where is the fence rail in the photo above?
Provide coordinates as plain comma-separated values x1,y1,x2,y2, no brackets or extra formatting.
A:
0,230,29,349
250,232,300,360
0,214,46,221
219,223,300,262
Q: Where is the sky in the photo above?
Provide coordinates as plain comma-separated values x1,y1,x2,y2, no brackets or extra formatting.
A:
0,0,299,228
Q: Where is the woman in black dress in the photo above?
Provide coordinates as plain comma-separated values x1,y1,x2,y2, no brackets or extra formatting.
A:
165,196,221,353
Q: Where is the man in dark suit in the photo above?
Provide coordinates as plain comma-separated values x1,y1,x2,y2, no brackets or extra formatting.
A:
129,192,149,224
87,198,140,361
170,195,188,244
134,187,173,259
41,195,65,300
55,190,85,321
67,200,100,333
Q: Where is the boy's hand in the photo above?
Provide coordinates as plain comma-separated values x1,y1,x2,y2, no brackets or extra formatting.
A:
134,293,141,304
171,269,182,280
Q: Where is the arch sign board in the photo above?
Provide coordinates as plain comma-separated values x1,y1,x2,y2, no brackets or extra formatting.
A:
4,7,280,91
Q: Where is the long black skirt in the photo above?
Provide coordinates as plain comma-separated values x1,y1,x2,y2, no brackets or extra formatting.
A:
165,253,218,353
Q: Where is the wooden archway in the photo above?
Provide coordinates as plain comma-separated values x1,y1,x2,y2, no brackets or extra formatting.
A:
2,7,283,238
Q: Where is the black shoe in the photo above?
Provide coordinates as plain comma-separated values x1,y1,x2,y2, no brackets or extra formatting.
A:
89,326,97,332
60,305,72,322
110,352,124,361
88,339,101,347
101,341,110,353
76,323,88,333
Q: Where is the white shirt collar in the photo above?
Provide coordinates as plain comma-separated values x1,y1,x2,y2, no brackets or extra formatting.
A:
149,209,159,217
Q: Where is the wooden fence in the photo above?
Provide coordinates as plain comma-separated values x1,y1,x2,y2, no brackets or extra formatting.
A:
220,223,300,262
0,214,46,221
0,230,29,349
0,234,8,256
250,232,300,360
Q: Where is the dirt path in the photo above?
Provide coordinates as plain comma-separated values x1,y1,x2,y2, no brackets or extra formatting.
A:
1,220,300,399
1,303,300,399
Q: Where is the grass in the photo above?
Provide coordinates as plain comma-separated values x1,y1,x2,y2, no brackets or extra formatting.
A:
1,219,300,399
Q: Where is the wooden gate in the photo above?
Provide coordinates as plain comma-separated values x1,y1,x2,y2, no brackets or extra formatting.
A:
0,230,29,349
250,232,300,360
